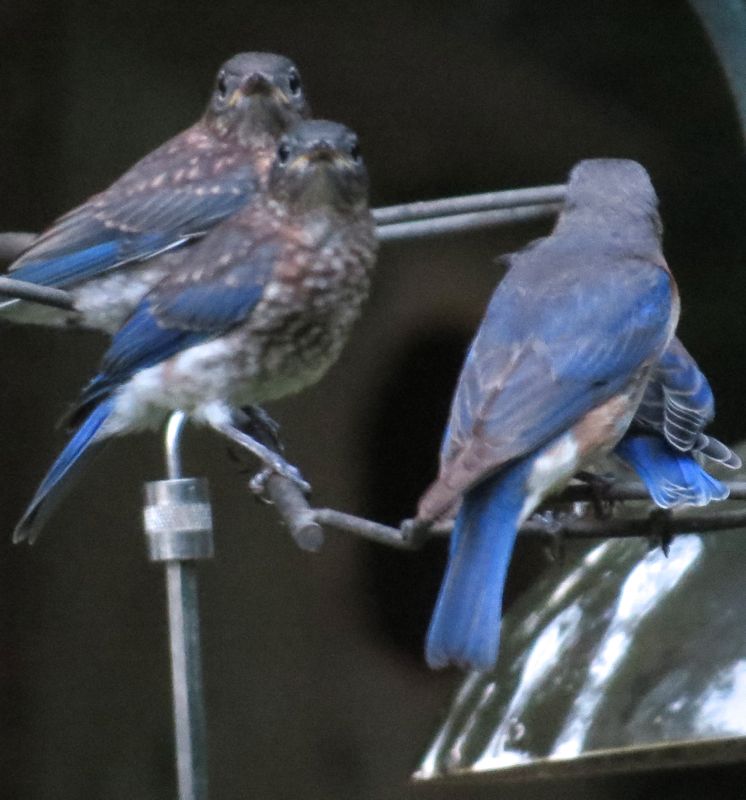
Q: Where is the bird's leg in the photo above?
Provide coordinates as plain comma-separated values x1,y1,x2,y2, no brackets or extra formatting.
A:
533,509,567,562
210,417,310,494
227,406,302,494
647,507,674,557
226,406,284,472
575,470,616,519
235,405,284,451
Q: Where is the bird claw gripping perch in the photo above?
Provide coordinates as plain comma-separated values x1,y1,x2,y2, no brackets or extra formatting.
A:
249,464,311,496
647,507,674,557
212,420,311,494
399,517,432,550
575,470,617,519
533,509,568,562
234,405,285,452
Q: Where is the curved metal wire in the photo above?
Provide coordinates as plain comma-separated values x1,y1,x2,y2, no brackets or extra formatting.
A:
165,411,189,480
373,184,565,225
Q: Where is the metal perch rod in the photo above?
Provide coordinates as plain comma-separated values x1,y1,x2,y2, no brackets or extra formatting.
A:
267,478,746,551
372,183,566,225
143,412,213,800
376,203,560,243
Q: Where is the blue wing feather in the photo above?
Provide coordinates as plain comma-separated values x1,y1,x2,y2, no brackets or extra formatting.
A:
635,337,713,449
71,241,273,422
10,235,170,288
633,337,740,468
446,256,673,470
10,170,253,289
422,240,675,520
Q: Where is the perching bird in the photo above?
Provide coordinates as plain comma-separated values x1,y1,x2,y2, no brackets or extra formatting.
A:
1,52,310,332
13,120,377,543
417,158,679,671
496,223,737,509
615,337,739,507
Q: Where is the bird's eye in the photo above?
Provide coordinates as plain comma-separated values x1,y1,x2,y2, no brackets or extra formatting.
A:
216,71,228,97
350,142,362,162
277,142,291,165
288,69,301,96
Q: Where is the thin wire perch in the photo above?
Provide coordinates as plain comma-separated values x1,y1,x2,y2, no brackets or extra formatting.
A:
268,477,746,553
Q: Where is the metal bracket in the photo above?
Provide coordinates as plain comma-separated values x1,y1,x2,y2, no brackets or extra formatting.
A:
144,478,214,561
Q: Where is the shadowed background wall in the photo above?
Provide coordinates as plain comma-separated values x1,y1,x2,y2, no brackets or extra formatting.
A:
1,2,745,799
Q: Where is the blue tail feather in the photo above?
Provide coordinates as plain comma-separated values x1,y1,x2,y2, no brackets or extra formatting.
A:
426,461,532,671
615,434,728,508
13,399,114,544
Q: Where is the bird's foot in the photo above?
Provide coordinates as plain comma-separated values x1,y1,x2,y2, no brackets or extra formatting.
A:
234,405,284,451
647,507,674,557
249,463,311,496
534,509,566,561
399,517,432,549
212,420,310,494
575,470,616,519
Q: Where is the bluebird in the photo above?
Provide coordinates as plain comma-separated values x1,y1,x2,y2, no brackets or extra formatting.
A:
13,120,377,544
615,337,740,507
0,52,310,332
498,225,736,509
416,159,679,671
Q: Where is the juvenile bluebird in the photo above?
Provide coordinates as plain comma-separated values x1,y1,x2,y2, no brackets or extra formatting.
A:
417,159,679,671
0,52,309,332
13,120,377,543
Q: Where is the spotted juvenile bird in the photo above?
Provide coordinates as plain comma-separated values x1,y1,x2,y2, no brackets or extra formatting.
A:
1,52,309,331
13,120,377,543
417,159,680,671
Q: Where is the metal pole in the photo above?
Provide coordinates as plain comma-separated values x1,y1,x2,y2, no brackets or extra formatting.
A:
143,411,214,800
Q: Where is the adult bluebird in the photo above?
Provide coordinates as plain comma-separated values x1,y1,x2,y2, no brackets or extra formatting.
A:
417,159,679,671
1,52,310,331
13,120,377,543
499,224,737,507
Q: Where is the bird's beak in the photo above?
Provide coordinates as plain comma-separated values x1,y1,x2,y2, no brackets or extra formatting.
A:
228,72,290,110
241,72,272,96
307,142,337,163
288,144,350,173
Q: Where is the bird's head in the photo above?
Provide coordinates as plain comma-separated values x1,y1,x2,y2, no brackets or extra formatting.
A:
565,159,660,217
268,120,369,213
559,158,663,239
206,52,310,142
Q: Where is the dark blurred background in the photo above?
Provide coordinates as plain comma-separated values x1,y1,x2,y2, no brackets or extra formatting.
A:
1,2,746,798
